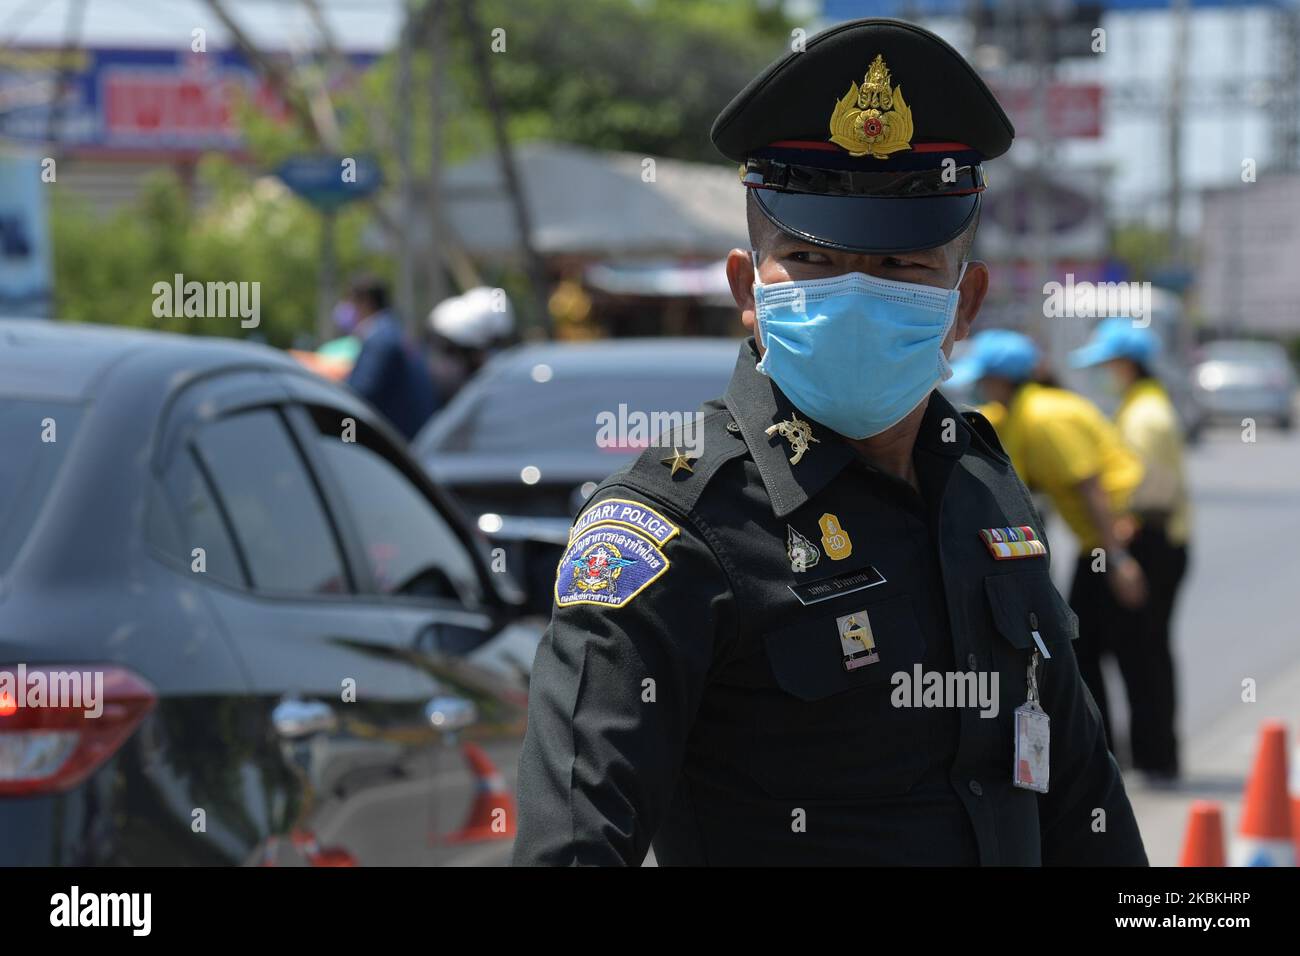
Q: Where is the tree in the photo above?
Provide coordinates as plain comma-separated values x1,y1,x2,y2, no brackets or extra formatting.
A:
51,160,374,348
52,0,792,343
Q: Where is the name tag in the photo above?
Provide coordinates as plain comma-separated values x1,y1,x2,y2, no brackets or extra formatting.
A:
788,565,886,606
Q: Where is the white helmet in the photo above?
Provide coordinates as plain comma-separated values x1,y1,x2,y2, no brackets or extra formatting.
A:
428,286,515,349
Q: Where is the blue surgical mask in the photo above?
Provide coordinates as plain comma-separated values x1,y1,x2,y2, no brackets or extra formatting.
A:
753,257,967,440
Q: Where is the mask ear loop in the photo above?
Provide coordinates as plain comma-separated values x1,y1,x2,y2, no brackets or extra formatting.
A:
938,259,971,382
750,249,766,350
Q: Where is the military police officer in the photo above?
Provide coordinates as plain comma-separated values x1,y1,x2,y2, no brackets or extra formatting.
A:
513,18,1147,866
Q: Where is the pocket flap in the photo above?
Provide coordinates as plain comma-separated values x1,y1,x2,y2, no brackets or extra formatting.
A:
984,571,1078,651
763,594,924,701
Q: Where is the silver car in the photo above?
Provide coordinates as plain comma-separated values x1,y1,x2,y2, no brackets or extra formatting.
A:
1191,340,1297,431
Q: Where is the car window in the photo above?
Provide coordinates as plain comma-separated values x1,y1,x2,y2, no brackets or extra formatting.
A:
312,410,484,605
431,373,728,454
150,450,245,587
0,399,84,574
196,408,348,595
1203,341,1288,365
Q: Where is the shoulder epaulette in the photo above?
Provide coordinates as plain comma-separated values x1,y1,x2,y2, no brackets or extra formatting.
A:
960,407,1010,464
611,406,750,515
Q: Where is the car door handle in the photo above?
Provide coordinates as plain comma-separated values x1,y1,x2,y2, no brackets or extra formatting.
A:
272,698,338,739
424,695,477,732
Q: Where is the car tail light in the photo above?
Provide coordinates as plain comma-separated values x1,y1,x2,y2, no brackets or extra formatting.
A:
0,665,156,797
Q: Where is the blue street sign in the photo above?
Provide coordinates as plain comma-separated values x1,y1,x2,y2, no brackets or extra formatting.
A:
275,154,383,211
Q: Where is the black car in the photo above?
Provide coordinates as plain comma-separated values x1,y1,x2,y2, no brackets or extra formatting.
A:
413,338,738,613
0,320,534,865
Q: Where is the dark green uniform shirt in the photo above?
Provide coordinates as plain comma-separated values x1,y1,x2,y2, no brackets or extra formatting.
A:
513,339,1147,866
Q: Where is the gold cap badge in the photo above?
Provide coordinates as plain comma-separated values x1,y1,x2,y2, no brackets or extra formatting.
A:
828,54,914,159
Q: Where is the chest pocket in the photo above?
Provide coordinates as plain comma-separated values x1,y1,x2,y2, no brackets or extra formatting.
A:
750,593,937,800
983,570,1078,727
984,570,1078,652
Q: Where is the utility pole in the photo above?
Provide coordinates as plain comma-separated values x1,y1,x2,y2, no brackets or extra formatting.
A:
1029,1,1059,368
45,0,86,159
298,0,480,300
426,0,449,313
318,209,337,342
458,0,553,338
1166,0,1190,266
395,0,417,334
206,0,325,144
1274,3,1300,172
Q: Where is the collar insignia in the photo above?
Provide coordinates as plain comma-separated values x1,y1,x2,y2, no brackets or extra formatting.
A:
765,411,820,466
818,513,852,560
787,524,821,573
828,54,914,159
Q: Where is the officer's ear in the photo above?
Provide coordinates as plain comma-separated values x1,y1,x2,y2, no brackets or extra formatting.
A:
726,247,759,339
952,259,990,343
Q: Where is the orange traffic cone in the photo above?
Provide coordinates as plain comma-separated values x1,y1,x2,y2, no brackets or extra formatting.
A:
290,828,359,867
1230,721,1295,866
440,741,517,845
1178,801,1226,867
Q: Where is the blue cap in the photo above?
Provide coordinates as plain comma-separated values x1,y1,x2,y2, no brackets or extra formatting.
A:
1069,318,1159,369
947,329,1040,388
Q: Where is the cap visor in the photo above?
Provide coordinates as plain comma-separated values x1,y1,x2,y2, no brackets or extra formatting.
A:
1068,343,1115,369
945,358,984,389
755,189,980,254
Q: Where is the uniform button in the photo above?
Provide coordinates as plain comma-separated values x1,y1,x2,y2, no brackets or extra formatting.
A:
968,779,983,796
966,653,978,670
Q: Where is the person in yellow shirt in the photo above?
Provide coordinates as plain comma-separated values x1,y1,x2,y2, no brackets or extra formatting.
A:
950,329,1148,761
975,397,1006,432
1071,318,1190,780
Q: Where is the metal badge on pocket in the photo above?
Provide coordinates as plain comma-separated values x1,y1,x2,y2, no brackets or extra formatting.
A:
836,610,880,671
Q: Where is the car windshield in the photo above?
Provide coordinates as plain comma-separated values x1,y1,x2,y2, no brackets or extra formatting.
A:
0,399,84,574
431,371,730,454
1202,341,1289,366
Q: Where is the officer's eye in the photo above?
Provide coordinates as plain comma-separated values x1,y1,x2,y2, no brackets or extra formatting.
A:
882,256,927,269
784,250,832,265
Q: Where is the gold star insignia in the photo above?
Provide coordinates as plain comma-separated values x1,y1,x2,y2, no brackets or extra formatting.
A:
660,447,695,477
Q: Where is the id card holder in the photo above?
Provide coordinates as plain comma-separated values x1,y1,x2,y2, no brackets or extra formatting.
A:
1012,649,1050,793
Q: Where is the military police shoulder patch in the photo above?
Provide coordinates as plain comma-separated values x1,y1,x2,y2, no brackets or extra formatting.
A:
555,523,670,609
568,497,680,545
